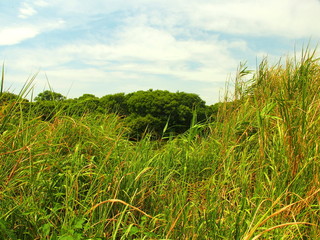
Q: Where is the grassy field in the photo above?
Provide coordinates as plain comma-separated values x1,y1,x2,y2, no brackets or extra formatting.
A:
0,49,319,239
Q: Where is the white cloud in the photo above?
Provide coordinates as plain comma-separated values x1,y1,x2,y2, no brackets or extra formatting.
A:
13,0,320,40
0,19,65,46
47,24,242,81
188,0,320,38
2,21,244,104
0,27,39,46
19,3,37,19
34,0,49,7
5,31,239,79
2,0,319,104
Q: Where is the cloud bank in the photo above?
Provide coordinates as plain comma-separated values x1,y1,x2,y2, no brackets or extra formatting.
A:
0,0,319,103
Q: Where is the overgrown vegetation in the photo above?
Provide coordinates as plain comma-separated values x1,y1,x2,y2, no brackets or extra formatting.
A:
0,49,319,239
1,88,214,139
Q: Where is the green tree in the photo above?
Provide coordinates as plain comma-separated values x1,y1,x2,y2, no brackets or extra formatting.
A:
125,114,162,140
77,94,98,101
68,99,101,116
32,101,58,121
0,92,26,104
125,89,208,137
34,90,66,101
100,93,128,115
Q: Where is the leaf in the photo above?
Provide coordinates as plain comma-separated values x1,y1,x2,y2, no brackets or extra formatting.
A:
74,218,86,229
129,226,140,235
40,223,52,236
58,235,75,240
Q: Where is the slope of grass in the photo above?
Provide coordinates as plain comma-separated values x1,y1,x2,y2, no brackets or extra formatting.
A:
0,49,319,239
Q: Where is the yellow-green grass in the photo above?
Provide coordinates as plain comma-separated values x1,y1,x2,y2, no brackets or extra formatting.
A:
0,49,319,239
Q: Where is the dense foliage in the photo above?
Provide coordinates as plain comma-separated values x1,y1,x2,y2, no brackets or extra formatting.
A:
34,90,66,101
6,89,216,139
0,49,319,239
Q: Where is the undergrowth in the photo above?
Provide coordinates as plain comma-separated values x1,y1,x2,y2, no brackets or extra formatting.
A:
0,49,319,239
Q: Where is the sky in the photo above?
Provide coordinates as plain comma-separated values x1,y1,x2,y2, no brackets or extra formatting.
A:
1,0,320,104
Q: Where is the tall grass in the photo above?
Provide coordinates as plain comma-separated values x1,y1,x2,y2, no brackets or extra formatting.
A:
0,49,319,239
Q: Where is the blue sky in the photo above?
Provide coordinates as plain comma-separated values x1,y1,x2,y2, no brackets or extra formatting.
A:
1,0,319,104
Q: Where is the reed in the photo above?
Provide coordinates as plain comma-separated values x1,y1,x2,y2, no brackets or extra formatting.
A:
0,48,319,239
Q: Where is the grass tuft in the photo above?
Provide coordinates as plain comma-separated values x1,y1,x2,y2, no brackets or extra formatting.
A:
0,48,319,239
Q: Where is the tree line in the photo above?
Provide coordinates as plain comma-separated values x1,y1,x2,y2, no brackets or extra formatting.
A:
0,89,220,139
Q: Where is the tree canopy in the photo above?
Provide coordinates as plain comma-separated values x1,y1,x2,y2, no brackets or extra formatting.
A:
34,90,66,101
10,88,219,139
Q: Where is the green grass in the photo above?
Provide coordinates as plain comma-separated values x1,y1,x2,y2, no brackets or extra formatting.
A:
0,49,319,239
